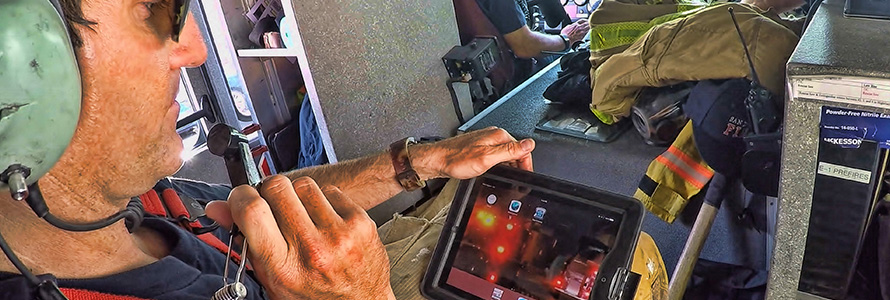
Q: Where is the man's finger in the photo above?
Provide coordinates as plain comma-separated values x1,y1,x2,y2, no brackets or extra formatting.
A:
259,175,318,239
292,179,345,228
517,152,534,172
205,200,233,230
321,186,367,222
228,185,289,266
488,138,535,167
480,127,517,145
206,200,246,247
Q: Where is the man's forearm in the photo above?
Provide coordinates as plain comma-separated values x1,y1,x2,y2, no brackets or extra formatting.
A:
278,128,535,212
534,31,568,53
505,27,567,58
280,144,440,211
281,152,402,211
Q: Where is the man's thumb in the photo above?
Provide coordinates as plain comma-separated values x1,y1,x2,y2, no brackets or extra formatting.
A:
500,138,535,159
205,200,234,230
519,139,535,152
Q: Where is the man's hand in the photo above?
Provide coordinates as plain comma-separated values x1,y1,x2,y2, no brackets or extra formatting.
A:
561,19,590,44
411,127,535,180
211,176,395,300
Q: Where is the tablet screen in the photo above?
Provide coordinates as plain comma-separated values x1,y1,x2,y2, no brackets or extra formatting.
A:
443,176,623,300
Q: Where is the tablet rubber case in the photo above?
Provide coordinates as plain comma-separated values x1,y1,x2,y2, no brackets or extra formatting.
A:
421,166,644,300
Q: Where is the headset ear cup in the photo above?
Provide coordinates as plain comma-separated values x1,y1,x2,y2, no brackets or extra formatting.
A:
0,0,82,189
49,0,66,21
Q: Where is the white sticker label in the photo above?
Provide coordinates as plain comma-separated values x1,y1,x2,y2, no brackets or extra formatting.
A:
817,162,872,184
792,76,890,109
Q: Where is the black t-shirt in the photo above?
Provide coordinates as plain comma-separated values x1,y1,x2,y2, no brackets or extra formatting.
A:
0,179,267,300
475,0,527,34
0,217,266,300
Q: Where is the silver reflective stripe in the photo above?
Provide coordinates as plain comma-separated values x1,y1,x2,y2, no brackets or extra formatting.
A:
660,150,710,185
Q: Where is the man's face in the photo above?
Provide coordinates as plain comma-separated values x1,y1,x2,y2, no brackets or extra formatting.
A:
53,0,207,199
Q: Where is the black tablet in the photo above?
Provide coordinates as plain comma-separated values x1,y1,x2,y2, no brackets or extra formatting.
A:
422,166,644,300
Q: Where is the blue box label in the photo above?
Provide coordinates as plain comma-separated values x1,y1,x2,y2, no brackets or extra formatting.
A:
821,106,890,149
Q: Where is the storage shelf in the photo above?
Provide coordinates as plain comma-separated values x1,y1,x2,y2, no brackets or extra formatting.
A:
237,48,299,57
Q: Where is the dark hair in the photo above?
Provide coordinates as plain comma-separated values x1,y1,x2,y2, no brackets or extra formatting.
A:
57,0,96,48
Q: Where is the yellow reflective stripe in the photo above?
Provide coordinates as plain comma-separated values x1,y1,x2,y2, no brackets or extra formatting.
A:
591,108,615,125
656,5,708,23
588,3,709,52
676,3,708,12
589,21,651,51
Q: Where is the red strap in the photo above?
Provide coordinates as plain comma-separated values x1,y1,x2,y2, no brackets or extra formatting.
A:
197,232,242,264
159,189,243,262
160,189,202,228
138,190,166,217
141,187,245,266
59,288,150,300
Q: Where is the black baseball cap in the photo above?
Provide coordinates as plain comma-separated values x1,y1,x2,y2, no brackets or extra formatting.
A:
682,79,752,177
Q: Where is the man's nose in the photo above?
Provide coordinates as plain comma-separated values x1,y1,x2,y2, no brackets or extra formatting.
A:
170,13,208,69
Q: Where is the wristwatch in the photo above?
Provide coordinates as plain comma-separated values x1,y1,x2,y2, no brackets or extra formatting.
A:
389,137,426,191
559,34,571,51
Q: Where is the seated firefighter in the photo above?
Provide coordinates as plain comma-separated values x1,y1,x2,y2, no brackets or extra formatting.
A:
475,0,591,59
454,0,592,97
0,0,539,299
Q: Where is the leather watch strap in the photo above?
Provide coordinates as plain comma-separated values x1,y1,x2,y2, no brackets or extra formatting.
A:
560,34,571,51
389,137,426,191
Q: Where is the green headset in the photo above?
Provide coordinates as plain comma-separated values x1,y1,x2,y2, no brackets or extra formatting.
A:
0,2,89,298
0,0,81,198
0,0,191,195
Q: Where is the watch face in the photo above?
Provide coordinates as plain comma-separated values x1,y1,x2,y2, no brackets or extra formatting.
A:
573,0,589,6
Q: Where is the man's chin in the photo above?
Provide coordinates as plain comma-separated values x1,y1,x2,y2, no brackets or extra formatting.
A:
158,138,186,177
174,158,186,174
153,158,183,181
